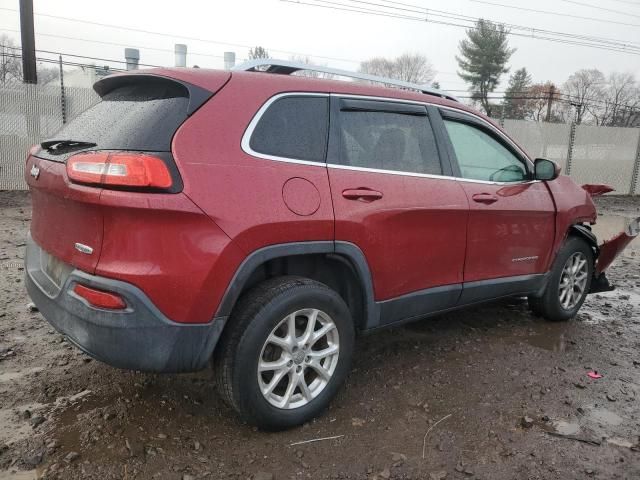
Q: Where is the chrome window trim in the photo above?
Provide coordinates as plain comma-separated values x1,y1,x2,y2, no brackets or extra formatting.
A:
240,92,329,168
241,91,537,185
332,93,534,168
328,163,539,186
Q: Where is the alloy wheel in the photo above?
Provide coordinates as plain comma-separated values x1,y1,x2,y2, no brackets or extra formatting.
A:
558,252,589,310
257,308,340,409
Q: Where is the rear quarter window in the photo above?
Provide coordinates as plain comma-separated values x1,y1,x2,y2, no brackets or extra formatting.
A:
248,96,329,162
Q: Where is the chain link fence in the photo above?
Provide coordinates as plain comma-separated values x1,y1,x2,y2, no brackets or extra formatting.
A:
0,83,99,190
1,83,640,194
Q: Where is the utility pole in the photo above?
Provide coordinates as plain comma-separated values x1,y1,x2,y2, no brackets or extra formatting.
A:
19,0,37,84
545,85,555,123
59,55,66,124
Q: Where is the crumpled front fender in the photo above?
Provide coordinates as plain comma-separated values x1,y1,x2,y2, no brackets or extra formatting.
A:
595,217,640,275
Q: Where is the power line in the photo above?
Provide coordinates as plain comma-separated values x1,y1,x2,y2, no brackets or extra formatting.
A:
0,27,227,61
457,90,640,112
282,0,640,54
1,51,125,72
607,0,640,5
324,0,640,48
557,0,640,19
470,0,640,28
0,42,165,68
344,0,640,45
0,6,362,65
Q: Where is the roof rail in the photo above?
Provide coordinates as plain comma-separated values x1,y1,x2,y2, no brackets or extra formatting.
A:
233,58,459,103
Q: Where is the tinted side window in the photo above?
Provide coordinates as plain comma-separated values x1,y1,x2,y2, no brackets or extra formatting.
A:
444,120,527,182
337,110,442,175
250,96,328,162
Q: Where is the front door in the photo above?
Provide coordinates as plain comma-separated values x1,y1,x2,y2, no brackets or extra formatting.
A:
439,110,556,285
327,98,469,325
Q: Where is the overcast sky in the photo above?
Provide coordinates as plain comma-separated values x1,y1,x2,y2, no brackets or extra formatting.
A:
1,0,639,92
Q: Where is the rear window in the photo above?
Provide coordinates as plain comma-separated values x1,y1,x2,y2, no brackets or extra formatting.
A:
249,96,329,162
38,80,189,160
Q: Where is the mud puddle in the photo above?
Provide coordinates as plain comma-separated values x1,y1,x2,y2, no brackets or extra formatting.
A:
548,406,633,447
496,320,575,352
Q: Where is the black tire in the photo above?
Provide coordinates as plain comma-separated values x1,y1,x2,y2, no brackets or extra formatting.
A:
528,236,594,322
214,276,355,430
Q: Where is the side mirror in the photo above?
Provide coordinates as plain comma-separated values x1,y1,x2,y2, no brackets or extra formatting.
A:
534,158,561,181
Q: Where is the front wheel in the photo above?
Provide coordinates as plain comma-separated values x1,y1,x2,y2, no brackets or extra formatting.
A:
214,277,355,430
529,236,594,321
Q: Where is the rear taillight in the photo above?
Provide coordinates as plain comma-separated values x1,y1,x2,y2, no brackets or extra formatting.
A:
73,284,127,310
66,152,172,189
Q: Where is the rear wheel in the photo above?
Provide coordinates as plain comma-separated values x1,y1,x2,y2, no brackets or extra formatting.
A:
529,236,593,321
214,276,354,430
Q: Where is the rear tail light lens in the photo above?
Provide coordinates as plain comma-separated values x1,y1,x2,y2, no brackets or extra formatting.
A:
73,284,127,310
67,152,172,189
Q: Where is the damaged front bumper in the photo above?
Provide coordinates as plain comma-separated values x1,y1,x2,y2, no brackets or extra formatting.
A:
590,216,639,293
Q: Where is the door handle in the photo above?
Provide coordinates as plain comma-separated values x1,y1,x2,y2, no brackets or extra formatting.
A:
342,188,383,202
472,193,498,204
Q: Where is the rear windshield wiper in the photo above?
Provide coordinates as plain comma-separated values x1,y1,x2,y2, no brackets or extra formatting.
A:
40,139,97,154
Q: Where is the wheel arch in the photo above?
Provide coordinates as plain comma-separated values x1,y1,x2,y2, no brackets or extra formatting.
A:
568,223,599,258
214,241,378,331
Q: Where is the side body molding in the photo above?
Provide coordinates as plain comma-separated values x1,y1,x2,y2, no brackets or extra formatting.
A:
214,241,555,332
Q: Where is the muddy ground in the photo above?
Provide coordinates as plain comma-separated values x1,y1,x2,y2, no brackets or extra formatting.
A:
1,191,639,480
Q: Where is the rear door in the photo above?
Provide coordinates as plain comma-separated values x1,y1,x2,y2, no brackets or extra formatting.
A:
327,97,468,323
439,109,555,284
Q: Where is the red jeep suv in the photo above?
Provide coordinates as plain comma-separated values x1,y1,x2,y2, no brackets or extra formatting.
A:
24,60,629,430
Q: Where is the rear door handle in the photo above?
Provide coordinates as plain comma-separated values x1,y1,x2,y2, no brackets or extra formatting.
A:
342,188,383,202
472,193,498,204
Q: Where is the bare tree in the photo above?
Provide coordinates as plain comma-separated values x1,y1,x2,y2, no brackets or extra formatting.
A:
562,69,605,124
0,34,23,85
524,83,552,122
288,55,334,79
248,46,270,60
599,72,639,127
360,53,435,85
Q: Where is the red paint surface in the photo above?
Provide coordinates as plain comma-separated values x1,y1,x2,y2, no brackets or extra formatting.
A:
460,181,555,282
328,168,468,300
28,69,603,324
26,155,104,273
282,177,321,216
544,176,597,270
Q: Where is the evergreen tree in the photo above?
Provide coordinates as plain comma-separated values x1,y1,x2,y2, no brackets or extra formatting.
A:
457,19,515,116
503,68,532,119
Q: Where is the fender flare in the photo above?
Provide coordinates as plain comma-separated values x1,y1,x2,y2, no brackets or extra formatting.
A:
214,241,379,328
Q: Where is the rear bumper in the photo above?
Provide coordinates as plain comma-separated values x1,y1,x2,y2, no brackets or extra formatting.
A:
25,234,226,373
